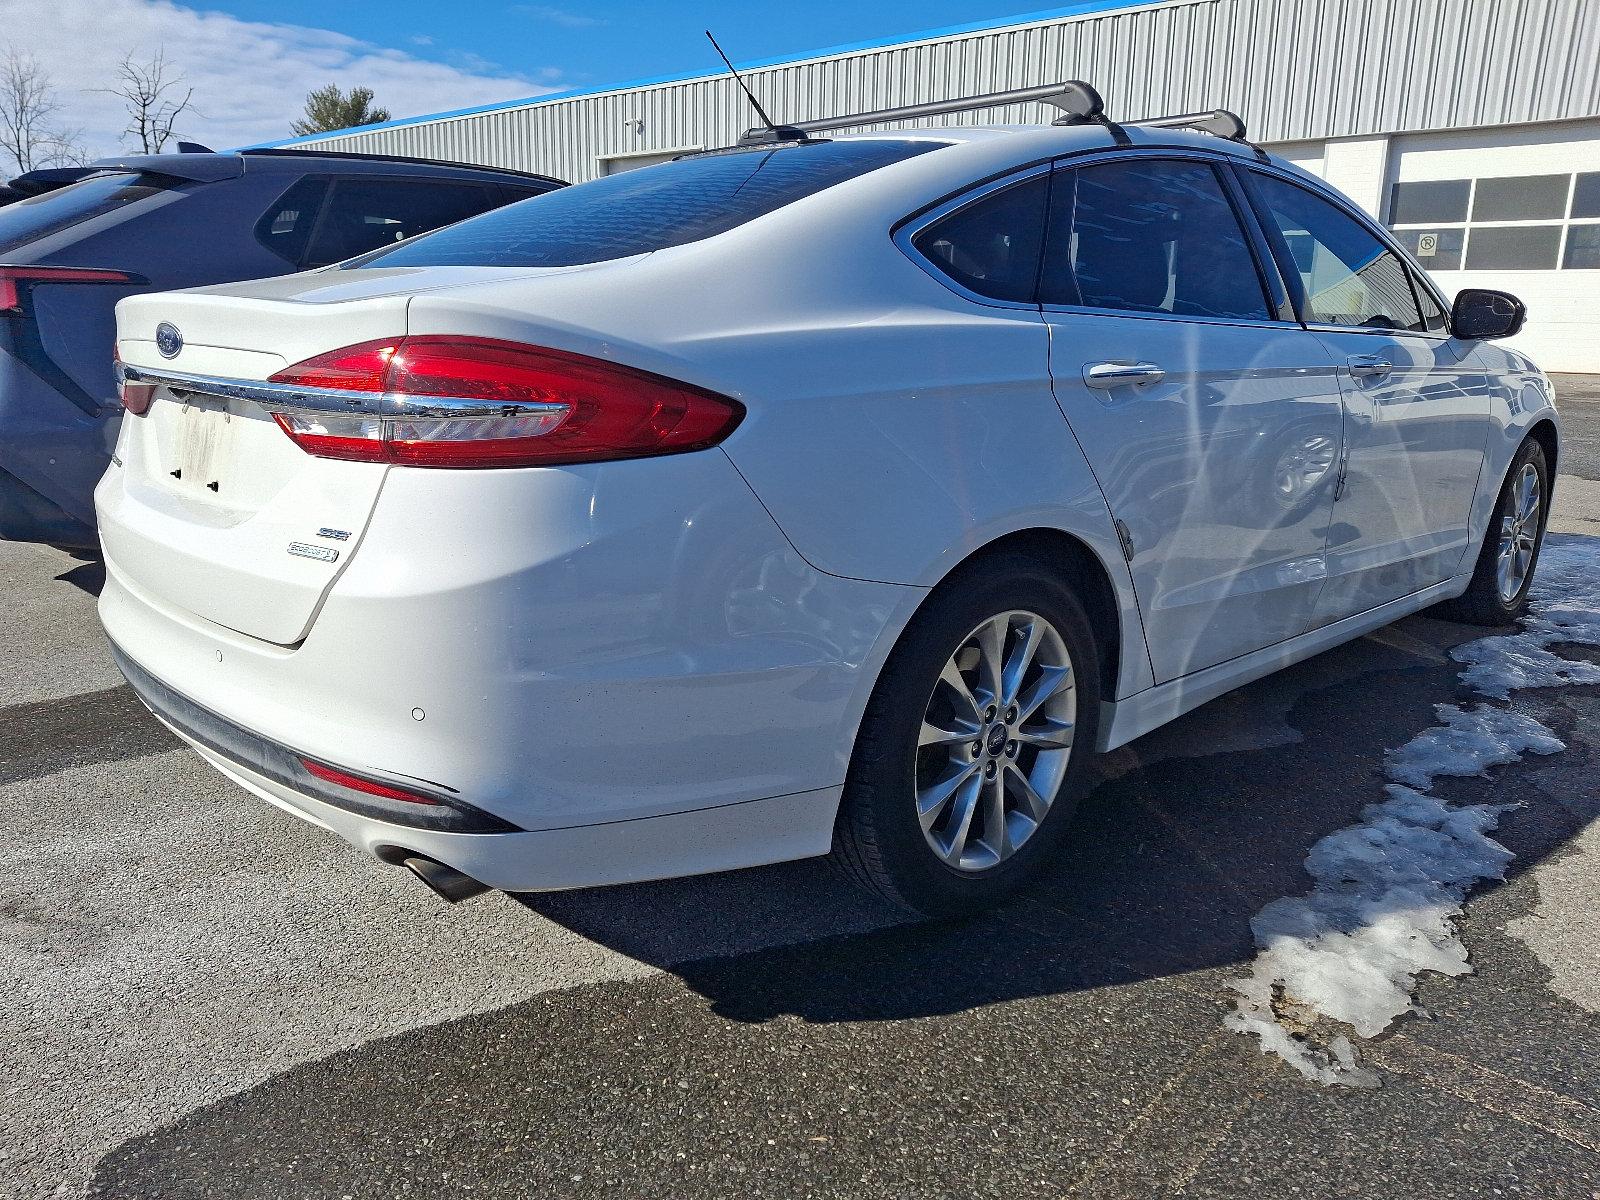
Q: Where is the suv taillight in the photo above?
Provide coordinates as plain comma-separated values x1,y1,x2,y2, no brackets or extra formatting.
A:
0,265,133,314
266,336,744,469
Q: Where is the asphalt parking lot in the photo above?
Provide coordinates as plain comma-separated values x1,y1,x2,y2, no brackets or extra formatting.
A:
3,379,1599,1200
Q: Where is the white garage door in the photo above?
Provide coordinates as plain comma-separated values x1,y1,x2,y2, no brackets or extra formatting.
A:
1384,120,1600,373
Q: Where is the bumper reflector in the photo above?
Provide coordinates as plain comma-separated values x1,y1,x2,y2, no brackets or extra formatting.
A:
300,757,443,805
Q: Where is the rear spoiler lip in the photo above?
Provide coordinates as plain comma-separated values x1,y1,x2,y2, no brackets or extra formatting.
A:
81,154,245,183
7,166,98,195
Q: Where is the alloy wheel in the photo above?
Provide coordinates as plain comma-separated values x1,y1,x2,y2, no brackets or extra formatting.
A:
914,610,1076,872
1496,461,1542,603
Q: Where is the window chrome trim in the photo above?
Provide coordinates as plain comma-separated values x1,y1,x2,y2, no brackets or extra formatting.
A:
116,363,567,420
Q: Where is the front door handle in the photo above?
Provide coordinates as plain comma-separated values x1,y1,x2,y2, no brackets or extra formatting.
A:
1348,355,1394,379
1084,360,1166,388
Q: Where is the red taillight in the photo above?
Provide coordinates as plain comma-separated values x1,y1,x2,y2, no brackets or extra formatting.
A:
299,757,442,806
269,339,397,392
113,345,154,415
266,336,744,469
0,265,133,314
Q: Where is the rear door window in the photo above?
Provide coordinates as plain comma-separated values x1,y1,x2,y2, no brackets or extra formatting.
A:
305,178,500,267
0,172,174,253
1245,171,1426,332
349,139,947,269
910,173,1049,303
254,176,330,265
1039,158,1273,321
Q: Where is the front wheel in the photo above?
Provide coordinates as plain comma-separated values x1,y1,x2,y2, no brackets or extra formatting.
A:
1433,438,1550,626
832,553,1102,917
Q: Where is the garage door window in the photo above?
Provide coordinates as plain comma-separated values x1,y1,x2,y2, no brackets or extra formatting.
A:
1389,172,1600,271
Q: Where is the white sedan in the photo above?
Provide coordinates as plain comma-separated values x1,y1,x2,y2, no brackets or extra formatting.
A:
99,86,1559,915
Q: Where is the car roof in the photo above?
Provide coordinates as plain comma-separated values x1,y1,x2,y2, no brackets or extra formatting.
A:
81,148,564,189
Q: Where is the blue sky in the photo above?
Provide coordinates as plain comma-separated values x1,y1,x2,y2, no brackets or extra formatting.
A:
202,1,1069,100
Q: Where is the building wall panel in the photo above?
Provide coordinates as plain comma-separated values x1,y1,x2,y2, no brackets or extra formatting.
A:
293,0,1597,183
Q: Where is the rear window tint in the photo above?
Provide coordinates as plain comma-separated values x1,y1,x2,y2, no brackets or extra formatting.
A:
349,139,947,269
255,176,329,265
307,178,500,267
912,173,1049,302
0,172,174,253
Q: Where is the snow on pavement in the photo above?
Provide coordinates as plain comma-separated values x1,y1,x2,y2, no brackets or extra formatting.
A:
1227,537,1600,1086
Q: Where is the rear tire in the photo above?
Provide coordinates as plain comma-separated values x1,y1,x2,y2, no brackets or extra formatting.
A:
1432,438,1550,627
832,552,1102,917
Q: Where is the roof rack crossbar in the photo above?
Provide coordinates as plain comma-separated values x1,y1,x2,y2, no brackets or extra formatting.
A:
1128,109,1250,144
783,80,1106,137
718,82,1263,158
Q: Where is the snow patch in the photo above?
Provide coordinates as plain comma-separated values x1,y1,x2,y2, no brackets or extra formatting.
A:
1227,536,1600,1086
1385,704,1565,790
1453,541,1600,699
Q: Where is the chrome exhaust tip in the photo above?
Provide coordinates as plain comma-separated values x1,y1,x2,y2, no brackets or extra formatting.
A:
399,854,492,904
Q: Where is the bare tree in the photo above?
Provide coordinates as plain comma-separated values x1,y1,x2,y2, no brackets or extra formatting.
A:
104,50,194,154
0,49,85,174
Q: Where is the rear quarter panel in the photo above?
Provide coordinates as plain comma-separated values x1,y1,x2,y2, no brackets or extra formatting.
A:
401,155,1153,699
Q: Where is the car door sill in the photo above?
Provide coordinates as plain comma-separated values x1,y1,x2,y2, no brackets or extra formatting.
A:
1097,573,1471,752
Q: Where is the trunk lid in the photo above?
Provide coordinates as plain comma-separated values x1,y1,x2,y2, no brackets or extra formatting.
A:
101,264,638,645
100,279,416,645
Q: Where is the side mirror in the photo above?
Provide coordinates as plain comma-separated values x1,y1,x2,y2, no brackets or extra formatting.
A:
1452,288,1526,340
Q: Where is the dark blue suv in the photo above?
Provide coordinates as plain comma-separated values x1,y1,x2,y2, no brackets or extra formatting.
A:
0,148,563,548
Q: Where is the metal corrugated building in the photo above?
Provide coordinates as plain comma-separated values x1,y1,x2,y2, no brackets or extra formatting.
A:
278,0,1600,370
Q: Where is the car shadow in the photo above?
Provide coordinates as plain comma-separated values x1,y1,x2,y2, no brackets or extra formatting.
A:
54,555,105,597
515,602,1595,1024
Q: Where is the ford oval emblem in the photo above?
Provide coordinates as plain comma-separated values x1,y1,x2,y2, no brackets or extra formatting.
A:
155,322,183,359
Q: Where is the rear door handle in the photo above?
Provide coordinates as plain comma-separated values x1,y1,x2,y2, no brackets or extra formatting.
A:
1084,361,1166,388
1348,355,1393,379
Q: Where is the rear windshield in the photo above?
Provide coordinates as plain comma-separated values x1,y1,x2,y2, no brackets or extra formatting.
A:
0,172,175,253
347,138,947,269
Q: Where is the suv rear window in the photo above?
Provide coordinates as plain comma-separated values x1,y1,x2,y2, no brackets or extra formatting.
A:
348,139,947,269
0,172,174,253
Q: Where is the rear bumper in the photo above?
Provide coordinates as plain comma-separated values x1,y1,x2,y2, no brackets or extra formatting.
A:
0,346,116,544
110,638,516,834
98,448,925,888
155,703,842,893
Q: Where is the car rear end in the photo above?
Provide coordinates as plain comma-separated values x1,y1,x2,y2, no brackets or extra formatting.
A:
97,136,992,897
97,262,908,895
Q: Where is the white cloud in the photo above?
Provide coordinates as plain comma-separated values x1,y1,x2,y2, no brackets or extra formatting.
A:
6,0,563,158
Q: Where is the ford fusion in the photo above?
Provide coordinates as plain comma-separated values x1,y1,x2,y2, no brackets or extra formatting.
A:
98,98,1558,915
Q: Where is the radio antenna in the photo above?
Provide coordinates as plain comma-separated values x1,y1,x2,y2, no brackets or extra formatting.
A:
704,30,809,145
